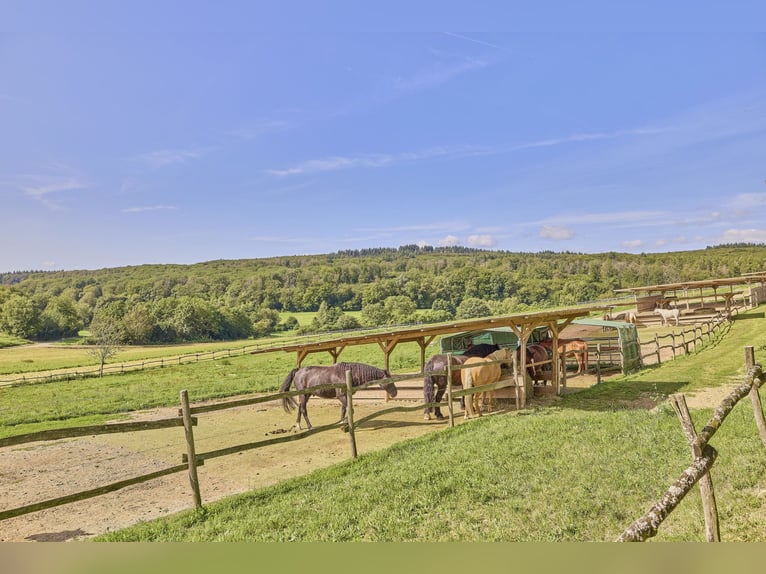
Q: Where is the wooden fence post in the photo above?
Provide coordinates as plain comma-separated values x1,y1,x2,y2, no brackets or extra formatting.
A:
655,333,661,365
671,333,676,359
669,394,720,542
446,356,455,428
596,344,602,384
180,390,202,508
745,347,766,448
345,370,358,459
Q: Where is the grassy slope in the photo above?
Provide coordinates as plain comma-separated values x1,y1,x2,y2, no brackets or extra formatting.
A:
94,310,766,542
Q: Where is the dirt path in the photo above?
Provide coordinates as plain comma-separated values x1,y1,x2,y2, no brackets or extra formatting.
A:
0,374,733,543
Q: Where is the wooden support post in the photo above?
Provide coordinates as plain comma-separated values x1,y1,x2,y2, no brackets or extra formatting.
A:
446,355,455,428
596,344,602,384
345,370,358,459
669,394,720,542
180,389,202,508
745,347,766,448
512,351,520,410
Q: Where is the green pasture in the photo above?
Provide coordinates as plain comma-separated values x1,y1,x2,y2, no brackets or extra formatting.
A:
95,309,766,541
0,338,426,437
95,405,765,542
1,308,763,540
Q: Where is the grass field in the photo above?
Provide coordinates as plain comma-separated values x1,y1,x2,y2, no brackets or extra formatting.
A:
3,308,765,541
93,308,766,541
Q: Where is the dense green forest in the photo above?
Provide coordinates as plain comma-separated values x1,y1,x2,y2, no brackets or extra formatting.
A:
1,243,765,343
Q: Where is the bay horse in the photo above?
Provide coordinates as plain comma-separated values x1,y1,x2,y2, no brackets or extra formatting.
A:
280,362,397,430
461,347,513,418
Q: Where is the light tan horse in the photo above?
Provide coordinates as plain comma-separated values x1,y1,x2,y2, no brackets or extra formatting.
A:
460,347,512,418
538,338,589,375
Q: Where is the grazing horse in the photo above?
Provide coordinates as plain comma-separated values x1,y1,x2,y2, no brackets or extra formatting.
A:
422,353,469,420
280,362,397,430
520,343,553,384
461,347,513,418
654,307,680,326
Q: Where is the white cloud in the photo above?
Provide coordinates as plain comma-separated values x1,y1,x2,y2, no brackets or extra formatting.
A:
467,234,496,247
622,239,645,249
539,225,574,240
438,234,460,246
718,228,766,243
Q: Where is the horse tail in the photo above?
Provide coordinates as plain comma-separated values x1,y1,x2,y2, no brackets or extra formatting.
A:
280,368,299,413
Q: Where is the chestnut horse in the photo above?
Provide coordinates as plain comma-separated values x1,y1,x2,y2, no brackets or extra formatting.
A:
461,347,513,418
538,338,589,375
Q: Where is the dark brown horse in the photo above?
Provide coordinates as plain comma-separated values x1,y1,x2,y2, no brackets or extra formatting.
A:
423,343,501,420
280,362,397,430
521,343,553,385
422,354,469,420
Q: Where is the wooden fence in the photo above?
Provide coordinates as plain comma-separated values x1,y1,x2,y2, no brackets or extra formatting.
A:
617,346,766,541
2,348,764,542
0,365,488,522
638,312,731,367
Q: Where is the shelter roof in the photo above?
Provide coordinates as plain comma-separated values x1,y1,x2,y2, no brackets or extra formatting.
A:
258,305,608,364
613,273,766,295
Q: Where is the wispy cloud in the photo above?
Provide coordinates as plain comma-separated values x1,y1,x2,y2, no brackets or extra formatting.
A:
438,234,460,247
129,148,209,169
622,239,645,249
441,32,506,51
391,56,488,93
267,146,485,177
122,205,178,213
5,169,89,210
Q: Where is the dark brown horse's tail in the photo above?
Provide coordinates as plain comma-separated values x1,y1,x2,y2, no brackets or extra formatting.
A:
280,368,299,413
423,357,438,406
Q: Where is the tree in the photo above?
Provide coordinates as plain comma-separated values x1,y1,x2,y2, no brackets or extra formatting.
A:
0,294,40,338
87,313,123,377
456,297,491,319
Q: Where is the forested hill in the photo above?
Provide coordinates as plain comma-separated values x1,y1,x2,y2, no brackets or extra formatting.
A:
1,244,765,343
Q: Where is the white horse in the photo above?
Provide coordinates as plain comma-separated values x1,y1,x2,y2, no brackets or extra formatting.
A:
654,307,680,326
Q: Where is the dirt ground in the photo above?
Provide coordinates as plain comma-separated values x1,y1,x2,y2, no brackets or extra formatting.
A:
0,373,735,543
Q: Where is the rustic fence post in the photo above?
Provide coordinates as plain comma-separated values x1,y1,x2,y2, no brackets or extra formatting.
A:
681,330,688,355
180,390,202,508
655,334,661,364
745,347,766,448
345,370,358,459
596,344,602,384
446,355,455,428
671,333,676,359
669,394,720,542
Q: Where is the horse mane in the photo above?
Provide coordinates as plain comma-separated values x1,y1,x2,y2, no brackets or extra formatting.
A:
335,362,388,383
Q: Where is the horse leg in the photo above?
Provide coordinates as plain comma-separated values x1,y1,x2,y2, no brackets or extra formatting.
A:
338,395,348,425
433,384,446,420
298,396,312,431
463,372,474,419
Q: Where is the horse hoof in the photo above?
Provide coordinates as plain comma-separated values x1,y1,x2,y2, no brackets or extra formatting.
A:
436,414,445,421
424,414,431,421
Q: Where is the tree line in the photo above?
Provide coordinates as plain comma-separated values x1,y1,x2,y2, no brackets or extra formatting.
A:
1,243,764,344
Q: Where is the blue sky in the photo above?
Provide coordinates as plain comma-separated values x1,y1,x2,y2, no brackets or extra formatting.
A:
2,2,766,272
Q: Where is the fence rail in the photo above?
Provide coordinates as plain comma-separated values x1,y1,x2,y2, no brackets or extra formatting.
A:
2,345,764,542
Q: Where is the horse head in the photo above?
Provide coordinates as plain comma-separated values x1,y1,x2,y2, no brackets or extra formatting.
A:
382,370,398,398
